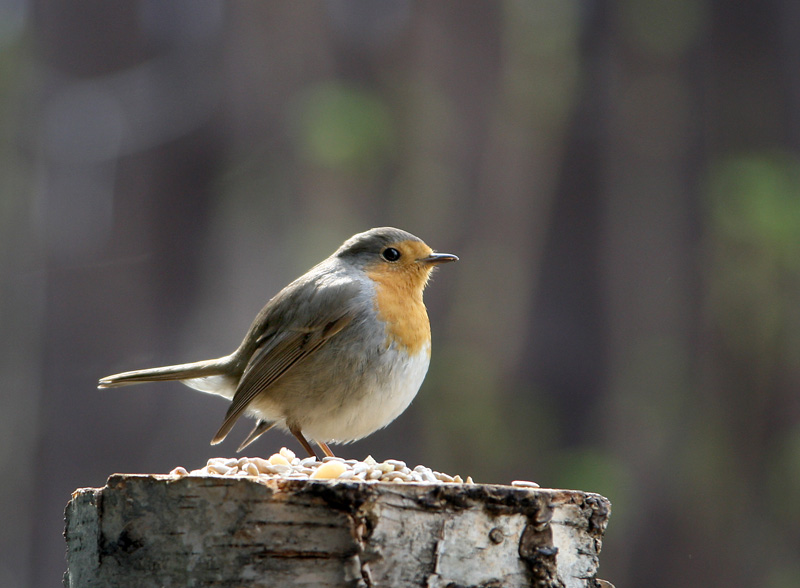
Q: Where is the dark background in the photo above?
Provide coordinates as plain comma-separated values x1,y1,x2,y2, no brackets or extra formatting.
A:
1,2,799,587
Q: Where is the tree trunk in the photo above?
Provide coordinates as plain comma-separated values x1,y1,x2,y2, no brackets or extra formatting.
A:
64,475,611,588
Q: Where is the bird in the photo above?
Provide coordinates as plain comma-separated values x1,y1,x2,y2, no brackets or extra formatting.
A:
98,227,458,459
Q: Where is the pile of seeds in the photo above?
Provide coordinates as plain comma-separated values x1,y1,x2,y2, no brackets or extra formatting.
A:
167,447,538,487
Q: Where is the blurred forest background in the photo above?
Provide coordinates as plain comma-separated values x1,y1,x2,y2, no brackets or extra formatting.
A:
1,1,799,587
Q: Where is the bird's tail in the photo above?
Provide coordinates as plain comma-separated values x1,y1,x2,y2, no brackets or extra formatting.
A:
98,357,231,389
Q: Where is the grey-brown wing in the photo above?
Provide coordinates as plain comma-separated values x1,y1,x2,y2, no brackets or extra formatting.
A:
210,307,353,445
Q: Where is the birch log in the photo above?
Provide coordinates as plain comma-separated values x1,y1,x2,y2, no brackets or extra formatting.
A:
64,475,611,588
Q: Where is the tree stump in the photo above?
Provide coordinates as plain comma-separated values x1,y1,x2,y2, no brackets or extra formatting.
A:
64,474,611,587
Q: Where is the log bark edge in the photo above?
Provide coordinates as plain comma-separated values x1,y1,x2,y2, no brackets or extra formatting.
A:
64,475,611,588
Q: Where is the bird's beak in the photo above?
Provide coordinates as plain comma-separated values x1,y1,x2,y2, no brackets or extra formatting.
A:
418,252,459,265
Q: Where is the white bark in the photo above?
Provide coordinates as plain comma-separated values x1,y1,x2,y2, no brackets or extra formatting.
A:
64,475,611,587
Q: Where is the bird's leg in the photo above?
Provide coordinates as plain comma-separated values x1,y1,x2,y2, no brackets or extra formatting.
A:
289,425,319,459
317,441,335,458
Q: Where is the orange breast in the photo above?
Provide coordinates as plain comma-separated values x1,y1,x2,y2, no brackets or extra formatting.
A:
366,249,433,356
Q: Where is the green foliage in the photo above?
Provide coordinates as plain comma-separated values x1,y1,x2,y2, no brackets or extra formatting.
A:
707,153,800,265
705,152,800,360
551,448,634,528
420,344,514,479
292,82,395,174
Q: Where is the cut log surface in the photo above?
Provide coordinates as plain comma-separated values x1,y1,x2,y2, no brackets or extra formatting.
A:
64,475,611,588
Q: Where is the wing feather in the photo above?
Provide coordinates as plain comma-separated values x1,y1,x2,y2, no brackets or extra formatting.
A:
210,311,353,444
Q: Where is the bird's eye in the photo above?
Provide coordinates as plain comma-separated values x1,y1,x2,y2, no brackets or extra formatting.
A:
381,247,401,262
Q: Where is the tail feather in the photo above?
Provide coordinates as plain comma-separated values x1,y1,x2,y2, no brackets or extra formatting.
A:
234,420,276,452
98,358,231,389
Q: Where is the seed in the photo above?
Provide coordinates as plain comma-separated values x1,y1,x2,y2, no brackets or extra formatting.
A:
511,480,540,488
311,461,347,479
207,463,232,475
385,459,406,471
422,471,438,483
269,453,291,466
169,451,487,488
389,472,413,482
269,464,292,475
250,457,271,473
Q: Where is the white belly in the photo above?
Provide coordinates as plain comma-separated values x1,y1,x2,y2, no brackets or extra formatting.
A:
182,339,433,445
300,342,431,443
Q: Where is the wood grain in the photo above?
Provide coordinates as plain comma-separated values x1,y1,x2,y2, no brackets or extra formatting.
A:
64,476,611,588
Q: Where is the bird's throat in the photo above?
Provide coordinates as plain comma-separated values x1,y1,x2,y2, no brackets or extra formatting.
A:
367,268,432,356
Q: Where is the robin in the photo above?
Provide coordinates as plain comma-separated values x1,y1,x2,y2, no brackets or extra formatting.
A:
99,227,458,458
